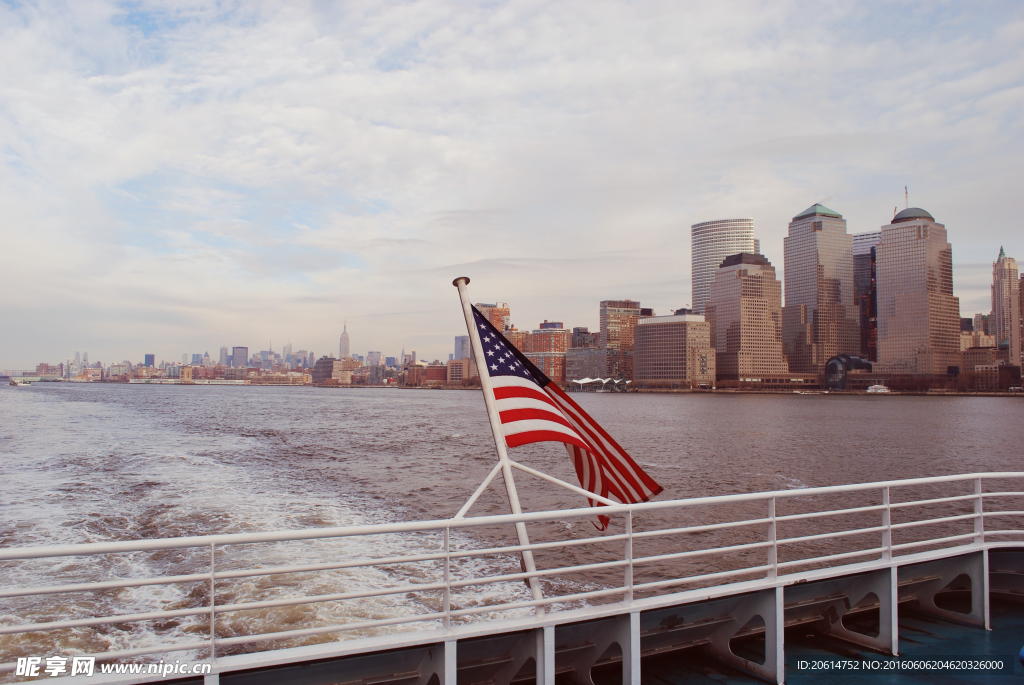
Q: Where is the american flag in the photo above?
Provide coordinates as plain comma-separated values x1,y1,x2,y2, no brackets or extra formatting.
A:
472,306,663,528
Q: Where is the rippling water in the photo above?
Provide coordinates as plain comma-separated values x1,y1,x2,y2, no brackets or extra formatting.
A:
1,384,1022,667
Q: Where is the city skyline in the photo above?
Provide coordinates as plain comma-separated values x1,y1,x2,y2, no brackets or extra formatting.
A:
2,3,1023,368
5,231,1021,371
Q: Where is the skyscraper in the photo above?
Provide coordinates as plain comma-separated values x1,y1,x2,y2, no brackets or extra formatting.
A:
875,208,960,376
705,253,789,379
600,299,641,380
991,247,1021,367
454,336,470,360
781,204,860,374
144,354,155,368
232,347,248,369
219,347,229,366
691,218,757,314
853,232,882,360
367,351,382,366
339,323,350,359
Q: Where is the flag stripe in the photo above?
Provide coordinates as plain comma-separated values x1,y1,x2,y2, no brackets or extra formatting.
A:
494,396,564,413
499,407,577,430
493,385,559,407
506,428,590,450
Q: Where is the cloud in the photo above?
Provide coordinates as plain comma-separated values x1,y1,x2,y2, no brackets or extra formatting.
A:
1,0,1022,366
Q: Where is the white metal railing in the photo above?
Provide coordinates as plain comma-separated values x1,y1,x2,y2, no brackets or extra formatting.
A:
1,472,1022,674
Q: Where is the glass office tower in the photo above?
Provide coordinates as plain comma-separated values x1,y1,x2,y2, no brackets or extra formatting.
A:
691,219,757,314
782,204,860,374
991,247,1021,367
875,208,960,376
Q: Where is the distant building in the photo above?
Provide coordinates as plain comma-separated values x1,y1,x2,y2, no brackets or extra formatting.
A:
144,354,155,368
385,356,398,368
525,353,566,382
454,336,470,360
231,347,248,369
475,303,511,331
853,231,881,360
782,204,860,375
991,247,1021,367
219,347,229,365
691,218,757,314
339,323,350,359
634,313,716,387
600,299,641,380
962,346,998,372
522,324,571,382
566,348,610,380
506,329,530,353
538,320,563,329
705,253,789,380
961,318,974,332
529,326,570,353
36,363,62,378
367,351,382,366
875,208,960,376
191,354,203,365
974,313,990,335
423,364,447,385
446,357,478,384
961,331,996,351
571,327,598,349
311,356,336,383
335,358,363,373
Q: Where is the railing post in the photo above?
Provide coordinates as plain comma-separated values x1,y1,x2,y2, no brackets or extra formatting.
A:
625,510,634,604
973,477,984,546
443,527,451,631
767,498,777,580
882,486,892,561
208,543,216,662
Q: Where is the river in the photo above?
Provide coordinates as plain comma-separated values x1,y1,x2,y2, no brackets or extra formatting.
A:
1,384,1021,665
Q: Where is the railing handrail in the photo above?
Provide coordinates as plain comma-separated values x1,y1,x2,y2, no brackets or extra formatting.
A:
1,471,1022,561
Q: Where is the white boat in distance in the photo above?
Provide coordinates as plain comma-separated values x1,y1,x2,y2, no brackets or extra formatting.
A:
867,384,891,394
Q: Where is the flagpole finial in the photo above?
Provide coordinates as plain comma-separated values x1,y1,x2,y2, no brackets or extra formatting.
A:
453,276,470,287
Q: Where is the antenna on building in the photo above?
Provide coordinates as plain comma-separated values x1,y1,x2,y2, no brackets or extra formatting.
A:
893,206,897,218
905,186,908,209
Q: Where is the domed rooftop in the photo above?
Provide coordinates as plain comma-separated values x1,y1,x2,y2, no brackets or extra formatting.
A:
892,207,934,223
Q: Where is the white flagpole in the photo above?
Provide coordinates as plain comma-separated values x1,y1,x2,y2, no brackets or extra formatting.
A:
453,277,544,611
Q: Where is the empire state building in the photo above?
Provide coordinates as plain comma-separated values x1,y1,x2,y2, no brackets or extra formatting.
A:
339,323,350,359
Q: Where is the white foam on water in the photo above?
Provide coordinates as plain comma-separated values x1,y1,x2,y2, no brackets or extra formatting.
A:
0,387,547,671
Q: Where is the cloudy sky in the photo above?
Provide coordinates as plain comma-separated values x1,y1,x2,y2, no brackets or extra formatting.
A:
1,0,1022,368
